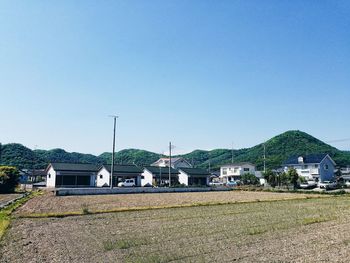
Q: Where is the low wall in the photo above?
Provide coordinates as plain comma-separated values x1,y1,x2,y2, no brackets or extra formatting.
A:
54,187,231,196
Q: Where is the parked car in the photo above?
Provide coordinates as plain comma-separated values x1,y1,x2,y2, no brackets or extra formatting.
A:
226,181,238,187
345,181,350,188
209,181,223,186
118,179,136,187
299,180,317,189
319,181,337,190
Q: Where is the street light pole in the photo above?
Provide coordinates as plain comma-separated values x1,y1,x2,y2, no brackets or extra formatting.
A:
109,115,118,189
169,142,172,187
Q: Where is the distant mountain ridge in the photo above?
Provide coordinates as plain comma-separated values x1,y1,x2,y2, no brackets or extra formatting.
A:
1,130,350,170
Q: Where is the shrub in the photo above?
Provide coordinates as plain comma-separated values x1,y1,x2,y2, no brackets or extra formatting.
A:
0,166,19,193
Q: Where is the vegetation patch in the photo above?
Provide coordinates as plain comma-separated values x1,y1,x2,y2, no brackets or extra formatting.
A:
247,227,268,235
301,216,335,225
0,191,41,239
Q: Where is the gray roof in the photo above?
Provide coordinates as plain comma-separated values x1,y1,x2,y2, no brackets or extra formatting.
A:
48,163,99,172
178,168,210,176
144,166,179,175
221,162,255,167
102,164,143,174
283,154,331,165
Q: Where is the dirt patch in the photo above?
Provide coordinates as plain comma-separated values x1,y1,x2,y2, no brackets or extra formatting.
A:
1,196,350,262
0,194,22,206
15,191,323,215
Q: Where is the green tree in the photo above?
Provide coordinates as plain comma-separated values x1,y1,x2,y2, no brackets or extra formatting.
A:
287,168,299,190
241,173,259,185
0,166,19,193
263,169,277,188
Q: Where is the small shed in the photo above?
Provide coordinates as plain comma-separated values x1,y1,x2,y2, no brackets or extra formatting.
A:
178,168,210,186
96,164,143,187
142,166,180,186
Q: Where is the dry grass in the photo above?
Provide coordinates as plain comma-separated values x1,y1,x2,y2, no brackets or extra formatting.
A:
2,194,350,262
15,190,324,216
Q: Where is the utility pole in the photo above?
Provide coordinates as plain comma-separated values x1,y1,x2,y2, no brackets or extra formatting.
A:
0,142,2,165
168,142,172,187
109,115,118,189
231,142,234,164
263,143,266,173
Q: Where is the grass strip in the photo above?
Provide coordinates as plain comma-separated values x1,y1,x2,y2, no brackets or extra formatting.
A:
0,191,42,239
17,194,332,219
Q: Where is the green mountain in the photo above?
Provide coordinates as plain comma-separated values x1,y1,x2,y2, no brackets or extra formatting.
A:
1,130,350,170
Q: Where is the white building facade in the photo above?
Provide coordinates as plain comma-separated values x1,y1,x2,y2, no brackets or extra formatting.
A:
220,163,256,183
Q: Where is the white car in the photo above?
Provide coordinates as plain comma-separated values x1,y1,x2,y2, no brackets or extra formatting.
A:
118,179,136,187
209,181,224,186
299,180,317,189
319,181,337,190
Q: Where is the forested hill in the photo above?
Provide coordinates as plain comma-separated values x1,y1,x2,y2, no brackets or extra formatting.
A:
1,130,350,170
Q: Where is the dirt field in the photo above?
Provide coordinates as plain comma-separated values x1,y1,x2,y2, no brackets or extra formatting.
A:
0,194,22,205
15,190,320,215
2,192,350,262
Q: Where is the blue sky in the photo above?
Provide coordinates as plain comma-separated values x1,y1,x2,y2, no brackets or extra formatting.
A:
1,1,350,155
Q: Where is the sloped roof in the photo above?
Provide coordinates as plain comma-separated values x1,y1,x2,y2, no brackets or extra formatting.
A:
144,166,179,175
152,157,190,165
48,163,99,172
221,162,255,167
102,164,143,174
178,167,210,176
283,154,330,165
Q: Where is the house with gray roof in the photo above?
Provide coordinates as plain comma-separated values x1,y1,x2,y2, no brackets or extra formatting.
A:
151,157,192,169
178,167,210,186
97,164,143,187
142,166,180,186
283,154,336,182
46,163,99,188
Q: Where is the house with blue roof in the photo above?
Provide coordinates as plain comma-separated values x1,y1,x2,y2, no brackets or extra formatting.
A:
283,154,336,182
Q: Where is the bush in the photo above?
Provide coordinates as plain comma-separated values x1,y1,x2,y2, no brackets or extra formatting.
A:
0,166,19,193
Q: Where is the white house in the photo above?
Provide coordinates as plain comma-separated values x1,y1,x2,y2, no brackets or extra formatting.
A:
96,164,143,187
142,166,180,186
46,163,99,188
220,162,256,183
178,168,210,186
283,154,336,182
151,157,192,169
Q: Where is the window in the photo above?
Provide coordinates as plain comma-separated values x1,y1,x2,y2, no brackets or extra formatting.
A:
222,168,227,175
48,173,51,178
324,164,329,170
99,175,103,179
314,164,319,168
303,165,308,169
243,168,250,172
141,176,145,179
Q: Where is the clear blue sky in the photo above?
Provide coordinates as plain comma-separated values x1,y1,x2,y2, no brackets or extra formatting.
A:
1,1,350,155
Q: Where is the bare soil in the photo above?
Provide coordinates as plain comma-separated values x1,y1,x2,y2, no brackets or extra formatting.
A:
1,193,350,262
0,194,22,205
15,190,320,215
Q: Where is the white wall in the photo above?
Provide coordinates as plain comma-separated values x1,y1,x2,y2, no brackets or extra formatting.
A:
220,164,256,182
141,169,153,186
96,167,110,187
178,170,189,185
46,166,56,188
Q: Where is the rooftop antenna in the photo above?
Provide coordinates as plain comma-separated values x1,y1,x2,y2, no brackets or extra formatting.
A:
109,115,118,189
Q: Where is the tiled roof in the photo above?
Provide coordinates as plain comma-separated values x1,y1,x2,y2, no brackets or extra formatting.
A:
49,163,99,172
102,164,143,174
178,167,210,176
283,154,329,165
144,166,179,175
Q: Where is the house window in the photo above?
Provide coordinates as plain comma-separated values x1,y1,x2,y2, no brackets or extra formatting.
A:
141,176,145,179
48,173,51,178
303,165,308,169
99,175,103,179
314,164,319,168
222,168,227,175
324,164,329,170
243,168,250,172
